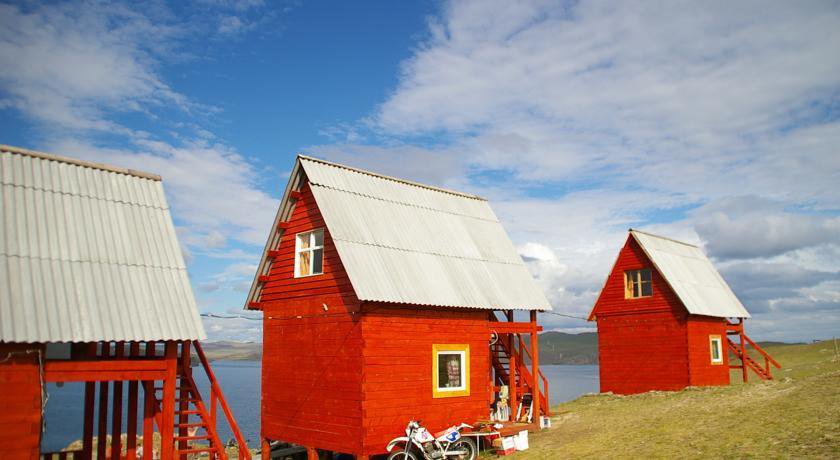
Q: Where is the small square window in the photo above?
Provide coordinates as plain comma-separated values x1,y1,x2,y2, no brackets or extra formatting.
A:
624,269,653,299
709,335,723,364
432,344,470,398
295,229,324,277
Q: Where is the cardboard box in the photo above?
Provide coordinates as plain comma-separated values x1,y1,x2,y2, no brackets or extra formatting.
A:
496,436,517,455
514,430,529,451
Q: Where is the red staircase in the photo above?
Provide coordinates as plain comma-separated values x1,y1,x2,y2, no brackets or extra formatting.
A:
489,317,550,417
726,320,781,382
152,342,250,459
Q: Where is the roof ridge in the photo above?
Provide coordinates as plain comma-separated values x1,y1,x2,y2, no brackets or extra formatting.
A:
1,144,161,181
629,228,699,248
298,154,486,201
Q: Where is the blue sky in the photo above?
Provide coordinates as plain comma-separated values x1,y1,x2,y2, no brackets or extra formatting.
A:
1,0,838,342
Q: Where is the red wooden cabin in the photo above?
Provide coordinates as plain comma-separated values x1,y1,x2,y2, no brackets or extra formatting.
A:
246,155,552,458
0,145,248,460
589,229,780,395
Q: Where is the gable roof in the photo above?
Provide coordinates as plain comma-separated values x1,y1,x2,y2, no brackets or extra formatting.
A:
589,229,750,319
0,145,206,343
246,155,551,311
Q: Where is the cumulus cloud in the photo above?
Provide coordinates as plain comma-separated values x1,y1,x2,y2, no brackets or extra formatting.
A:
309,0,840,340
693,196,840,260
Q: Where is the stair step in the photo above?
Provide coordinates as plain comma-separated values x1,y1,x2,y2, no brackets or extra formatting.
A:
176,422,207,428
176,410,202,415
175,435,212,441
177,448,218,455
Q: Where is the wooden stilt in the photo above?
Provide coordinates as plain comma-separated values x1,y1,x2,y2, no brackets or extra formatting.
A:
126,342,140,460
142,341,156,460
739,319,748,383
178,342,191,459
530,311,541,430
97,342,111,460
307,446,319,460
261,438,271,460
160,342,177,460
82,381,95,460
111,343,124,460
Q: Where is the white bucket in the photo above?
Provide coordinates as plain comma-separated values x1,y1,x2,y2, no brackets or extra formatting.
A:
514,430,529,451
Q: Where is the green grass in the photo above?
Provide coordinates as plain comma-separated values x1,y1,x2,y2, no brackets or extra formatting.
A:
513,340,840,459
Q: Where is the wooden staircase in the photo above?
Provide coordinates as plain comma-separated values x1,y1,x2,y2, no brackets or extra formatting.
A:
726,320,781,382
490,331,550,417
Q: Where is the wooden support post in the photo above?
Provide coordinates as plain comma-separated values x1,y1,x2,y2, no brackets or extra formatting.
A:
97,342,111,460
111,343,124,460
126,342,140,460
142,342,155,460
739,319,748,383
178,342,191,459
261,438,271,460
530,310,541,429
82,381,95,460
509,345,517,417
307,447,319,460
160,342,177,460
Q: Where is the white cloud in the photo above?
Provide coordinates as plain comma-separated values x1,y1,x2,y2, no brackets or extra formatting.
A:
310,0,840,341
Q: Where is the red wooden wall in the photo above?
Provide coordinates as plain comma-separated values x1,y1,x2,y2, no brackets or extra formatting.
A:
686,316,730,386
592,236,733,394
259,182,493,456
259,183,364,455
359,305,490,456
592,236,691,394
0,343,43,460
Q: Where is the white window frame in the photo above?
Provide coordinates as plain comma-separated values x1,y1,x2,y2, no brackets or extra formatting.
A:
294,229,324,278
435,350,467,393
709,335,723,364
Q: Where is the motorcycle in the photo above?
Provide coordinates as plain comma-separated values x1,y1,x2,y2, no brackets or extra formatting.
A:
385,420,477,460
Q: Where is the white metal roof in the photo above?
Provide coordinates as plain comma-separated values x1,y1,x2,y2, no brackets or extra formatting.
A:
246,155,551,311
629,229,750,318
0,145,206,343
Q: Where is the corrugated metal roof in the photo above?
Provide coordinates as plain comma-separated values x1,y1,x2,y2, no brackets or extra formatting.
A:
246,155,551,311
0,145,206,343
630,229,750,318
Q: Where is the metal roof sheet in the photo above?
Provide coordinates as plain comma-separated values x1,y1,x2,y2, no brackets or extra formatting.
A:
246,155,551,311
0,145,206,343
630,229,750,318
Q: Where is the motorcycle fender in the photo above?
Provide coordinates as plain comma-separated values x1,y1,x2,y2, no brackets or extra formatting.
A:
386,437,410,452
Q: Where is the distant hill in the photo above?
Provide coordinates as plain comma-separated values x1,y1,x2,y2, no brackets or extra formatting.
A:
201,341,262,361
534,331,599,365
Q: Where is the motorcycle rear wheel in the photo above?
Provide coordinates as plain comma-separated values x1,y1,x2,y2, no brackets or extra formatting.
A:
386,449,419,460
450,437,478,460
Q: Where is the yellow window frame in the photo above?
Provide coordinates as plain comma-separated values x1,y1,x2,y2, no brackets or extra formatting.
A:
432,344,470,398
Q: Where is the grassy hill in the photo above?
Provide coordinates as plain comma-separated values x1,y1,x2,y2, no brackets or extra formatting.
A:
514,340,840,458
200,341,261,361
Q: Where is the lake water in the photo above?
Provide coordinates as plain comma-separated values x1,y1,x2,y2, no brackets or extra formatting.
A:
41,362,599,452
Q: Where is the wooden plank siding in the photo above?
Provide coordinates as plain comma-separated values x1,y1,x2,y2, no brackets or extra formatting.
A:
686,316,730,386
592,235,733,394
359,305,491,457
0,343,43,460
259,182,364,455
592,236,691,394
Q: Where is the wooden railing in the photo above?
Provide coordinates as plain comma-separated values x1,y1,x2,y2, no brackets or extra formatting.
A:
194,341,251,459
726,320,781,381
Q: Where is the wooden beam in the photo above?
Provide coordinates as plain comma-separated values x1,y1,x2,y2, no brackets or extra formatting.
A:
267,250,281,259
277,221,290,230
82,381,95,460
97,343,110,460
111,344,124,460
160,342,177,460
530,311,541,430
290,190,303,200
46,369,168,382
143,342,155,460
45,358,168,382
126,343,140,460
178,342,191,459
490,322,544,334
258,274,270,283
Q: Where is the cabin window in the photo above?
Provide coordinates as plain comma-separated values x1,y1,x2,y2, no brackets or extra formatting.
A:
432,344,470,398
294,229,324,277
709,335,723,364
624,268,652,298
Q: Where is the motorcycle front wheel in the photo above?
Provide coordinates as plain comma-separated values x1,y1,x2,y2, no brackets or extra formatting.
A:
450,437,478,460
386,448,419,460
